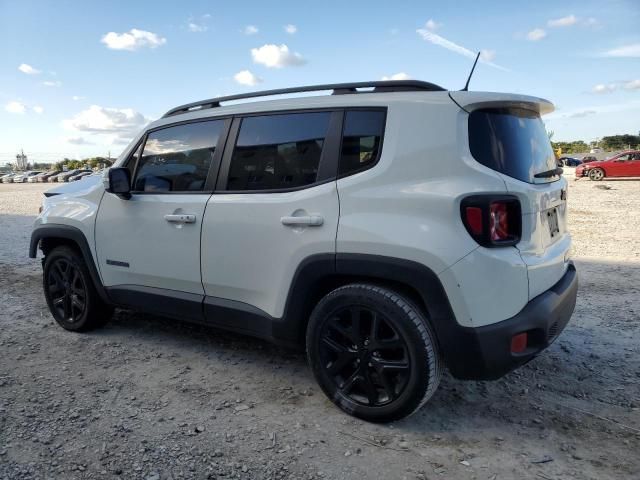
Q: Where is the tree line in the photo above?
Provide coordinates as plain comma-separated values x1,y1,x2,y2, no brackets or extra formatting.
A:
550,135,640,154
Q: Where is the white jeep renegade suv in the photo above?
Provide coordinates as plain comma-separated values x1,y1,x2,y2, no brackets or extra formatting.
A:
31,81,577,422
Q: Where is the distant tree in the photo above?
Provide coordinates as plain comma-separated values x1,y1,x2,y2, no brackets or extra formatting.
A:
600,134,640,151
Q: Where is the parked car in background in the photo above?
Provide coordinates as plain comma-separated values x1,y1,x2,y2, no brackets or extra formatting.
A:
39,171,62,182
12,171,42,183
558,157,582,167
58,169,91,182
68,171,94,182
0,173,16,183
49,170,76,182
576,151,640,180
29,171,51,183
582,156,597,164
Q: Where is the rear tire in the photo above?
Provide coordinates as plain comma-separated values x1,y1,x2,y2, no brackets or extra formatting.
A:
589,168,605,181
306,284,442,423
43,246,113,332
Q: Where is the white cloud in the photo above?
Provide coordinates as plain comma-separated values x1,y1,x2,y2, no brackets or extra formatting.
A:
101,29,166,51
243,25,259,35
234,69,263,86
63,105,148,139
569,109,597,118
65,136,94,145
601,43,640,58
527,28,546,41
548,15,577,27
33,105,44,114
251,44,306,68
18,63,41,75
188,22,207,32
381,72,411,81
624,79,640,90
187,14,211,32
72,95,84,101
5,101,26,114
592,83,617,94
425,19,441,31
284,24,297,34
480,49,496,62
416,25,508,71
43,80,62,87
546,100,640,120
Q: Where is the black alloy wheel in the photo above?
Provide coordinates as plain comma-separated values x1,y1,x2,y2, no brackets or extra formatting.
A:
43,246,113,331
319,305,411,407
47,257,87,324
307,284,442,422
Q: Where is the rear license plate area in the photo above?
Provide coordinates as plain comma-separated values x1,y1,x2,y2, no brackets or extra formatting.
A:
547,208,560,237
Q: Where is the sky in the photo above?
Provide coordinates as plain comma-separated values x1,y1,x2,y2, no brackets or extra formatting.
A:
0,0,639,164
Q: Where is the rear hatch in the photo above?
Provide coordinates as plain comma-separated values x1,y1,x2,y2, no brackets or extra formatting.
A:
451,91,571,299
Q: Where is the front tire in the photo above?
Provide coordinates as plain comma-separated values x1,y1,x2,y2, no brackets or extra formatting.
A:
43,246,113,332
589,168,605,181
306,284,442,422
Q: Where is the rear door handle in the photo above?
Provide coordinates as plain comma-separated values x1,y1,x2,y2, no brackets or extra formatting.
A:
164,214,196,224
281,215,324,227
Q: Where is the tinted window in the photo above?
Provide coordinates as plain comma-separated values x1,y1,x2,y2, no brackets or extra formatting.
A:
133,120,223,192
227,112,331,191
469,108,557,183
340,110,385,176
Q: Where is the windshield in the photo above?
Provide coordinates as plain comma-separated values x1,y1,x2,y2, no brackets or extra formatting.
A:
468,107,558,183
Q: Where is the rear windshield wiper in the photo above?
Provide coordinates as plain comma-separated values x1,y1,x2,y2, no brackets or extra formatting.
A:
534,167,563,178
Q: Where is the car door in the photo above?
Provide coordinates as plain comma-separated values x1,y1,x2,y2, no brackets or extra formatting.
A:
627,152,640,176
607,153,631,177
95,118,229,309
200,110,341,327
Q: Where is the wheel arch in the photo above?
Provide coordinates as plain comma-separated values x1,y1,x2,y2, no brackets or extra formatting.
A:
277,254,457,357
30,224,110,303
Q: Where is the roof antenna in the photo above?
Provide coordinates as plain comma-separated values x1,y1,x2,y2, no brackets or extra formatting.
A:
461,51,481,91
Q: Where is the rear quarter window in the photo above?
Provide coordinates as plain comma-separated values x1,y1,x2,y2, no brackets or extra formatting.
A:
469,107,558,183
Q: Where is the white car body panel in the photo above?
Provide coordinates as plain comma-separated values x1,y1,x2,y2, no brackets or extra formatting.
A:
201,182,339,318
95,193,210,294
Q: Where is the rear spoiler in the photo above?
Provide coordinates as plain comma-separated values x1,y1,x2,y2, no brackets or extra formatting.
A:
449,91,554,116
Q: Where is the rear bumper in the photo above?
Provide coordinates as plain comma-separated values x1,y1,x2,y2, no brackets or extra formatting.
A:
445,262,577,380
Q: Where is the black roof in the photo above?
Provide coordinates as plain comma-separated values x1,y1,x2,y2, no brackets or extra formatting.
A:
162,80,446,118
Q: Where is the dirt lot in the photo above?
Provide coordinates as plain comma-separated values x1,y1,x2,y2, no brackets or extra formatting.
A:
1,174,639,480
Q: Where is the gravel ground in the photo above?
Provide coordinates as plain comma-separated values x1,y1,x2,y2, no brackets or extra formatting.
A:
1,176,639,480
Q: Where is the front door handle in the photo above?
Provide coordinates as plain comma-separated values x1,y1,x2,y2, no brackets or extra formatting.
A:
281,215,324,227
164,214,196,224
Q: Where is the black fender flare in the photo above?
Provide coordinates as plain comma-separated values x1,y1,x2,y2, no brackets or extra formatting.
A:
30,224,111,303
276,253,462,368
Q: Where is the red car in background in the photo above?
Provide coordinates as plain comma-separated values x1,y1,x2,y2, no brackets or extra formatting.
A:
576,151,640,180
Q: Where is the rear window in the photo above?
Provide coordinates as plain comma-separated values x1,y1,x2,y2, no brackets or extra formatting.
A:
469,107,558,183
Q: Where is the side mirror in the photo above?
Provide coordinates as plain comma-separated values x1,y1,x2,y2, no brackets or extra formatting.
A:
106,167,131,199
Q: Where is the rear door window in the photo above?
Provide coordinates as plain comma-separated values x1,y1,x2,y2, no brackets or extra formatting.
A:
226,112,331,191
469,108,558,183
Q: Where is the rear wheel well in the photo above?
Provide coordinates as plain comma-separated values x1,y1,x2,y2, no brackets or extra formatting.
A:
296,274,431,344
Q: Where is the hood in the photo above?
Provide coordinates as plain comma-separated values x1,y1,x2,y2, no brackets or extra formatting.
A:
43,174,102,197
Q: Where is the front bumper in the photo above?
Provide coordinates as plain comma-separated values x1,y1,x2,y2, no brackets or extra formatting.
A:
445,262,577,380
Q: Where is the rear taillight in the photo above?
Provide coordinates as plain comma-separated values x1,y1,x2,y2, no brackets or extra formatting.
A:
461,195,521,247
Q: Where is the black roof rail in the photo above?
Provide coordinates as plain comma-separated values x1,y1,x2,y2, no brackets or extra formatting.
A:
162,80,446,118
